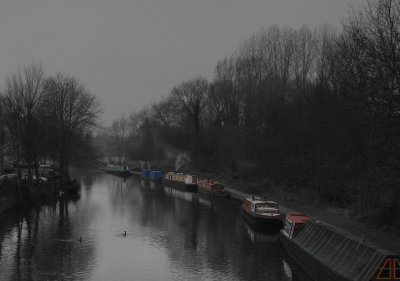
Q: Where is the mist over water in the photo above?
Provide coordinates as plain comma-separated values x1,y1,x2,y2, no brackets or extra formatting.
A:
0,170,310,281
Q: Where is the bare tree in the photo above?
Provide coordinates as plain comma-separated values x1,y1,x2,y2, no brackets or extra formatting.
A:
208,56,242,126
151,96,181,129
293,25,317,91
0,63,44,187
111,116,128,159
42,73,100,182
314,24,338,89
0,96,4,175
172,77,208,133
340,0,400,169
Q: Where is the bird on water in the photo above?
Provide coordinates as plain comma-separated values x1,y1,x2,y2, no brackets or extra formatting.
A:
123,230,127,237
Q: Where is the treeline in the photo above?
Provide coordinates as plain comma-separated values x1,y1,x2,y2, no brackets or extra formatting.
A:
99,0,400,231
0,63,101,190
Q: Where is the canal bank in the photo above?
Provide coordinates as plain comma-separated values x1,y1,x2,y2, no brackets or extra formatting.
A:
111,167,400,254
139,167,400,277
196,172,400,254
106,169,400,280
0,179,80,214
131,168,400,254
220,177,400,280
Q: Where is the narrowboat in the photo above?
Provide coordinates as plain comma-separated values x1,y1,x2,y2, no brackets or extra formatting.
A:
241,196,283,230
280,212,400,281
142,169,162,182
162,172,198,192
104,164,131,176
197,179,228,198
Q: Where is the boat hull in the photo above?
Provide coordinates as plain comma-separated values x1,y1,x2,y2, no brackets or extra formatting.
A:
241,206,283,232
198,187,228,198
104,169,131,177
104,164,131,177
162,178,197,192
141,176,162,182
280,248,315,281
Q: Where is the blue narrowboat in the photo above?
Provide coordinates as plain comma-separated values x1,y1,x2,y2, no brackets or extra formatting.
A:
142,169,162,182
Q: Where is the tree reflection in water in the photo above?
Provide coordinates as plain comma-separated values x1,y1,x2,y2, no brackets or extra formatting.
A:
0,195,95,281
136,182,294,281
0,172,313,281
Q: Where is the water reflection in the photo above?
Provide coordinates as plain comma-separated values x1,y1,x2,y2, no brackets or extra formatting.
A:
138,181,292,281
162,185,198,203
244,224,279,243
0,172,313,281
0,199,95,281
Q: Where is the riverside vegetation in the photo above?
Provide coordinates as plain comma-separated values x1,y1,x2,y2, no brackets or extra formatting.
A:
0,64,101,211
97,0,400,234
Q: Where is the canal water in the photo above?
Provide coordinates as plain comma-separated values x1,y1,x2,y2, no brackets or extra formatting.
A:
0,171,312,281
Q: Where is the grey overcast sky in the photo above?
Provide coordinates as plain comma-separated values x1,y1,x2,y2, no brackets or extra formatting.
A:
0,0,361,126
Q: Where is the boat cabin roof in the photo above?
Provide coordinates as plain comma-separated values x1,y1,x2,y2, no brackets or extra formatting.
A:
246,197,278,205
166,172,197,176
286,212,311,224
199,179,221,184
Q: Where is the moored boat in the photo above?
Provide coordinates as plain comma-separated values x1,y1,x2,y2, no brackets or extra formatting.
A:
104,164,131,176
142,169,162,182
280,212,400,281
162,172,198,192
197,179,228,198
241,196,283,231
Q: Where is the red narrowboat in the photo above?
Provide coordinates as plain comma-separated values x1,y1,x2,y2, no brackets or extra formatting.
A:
197,179,228,198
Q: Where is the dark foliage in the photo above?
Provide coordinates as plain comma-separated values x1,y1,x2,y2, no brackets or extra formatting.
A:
95,0,400,232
